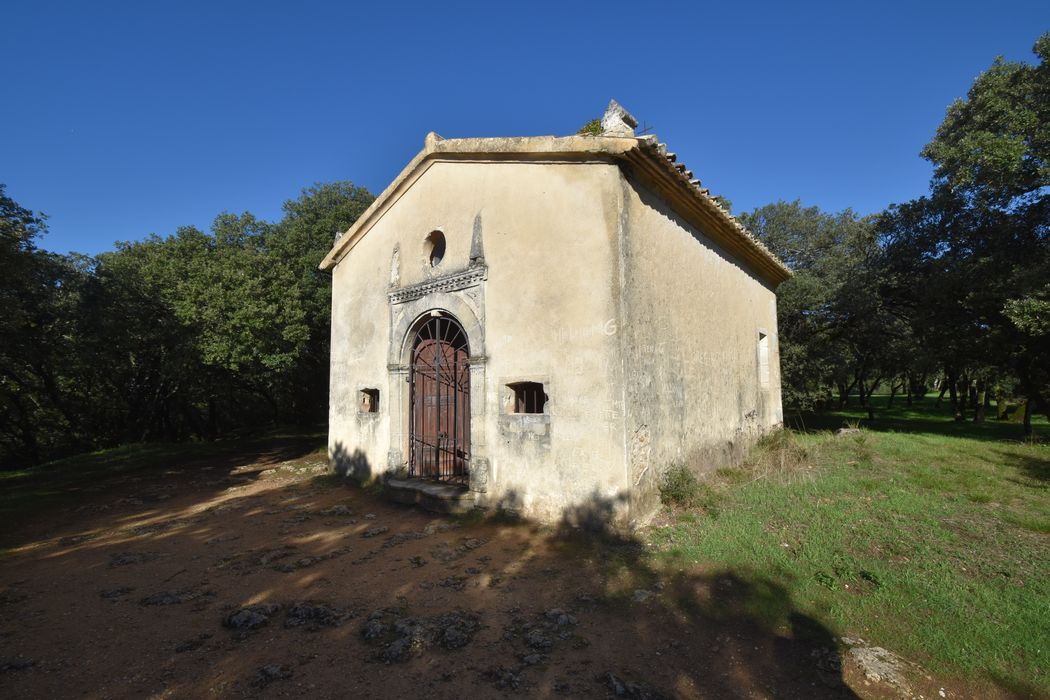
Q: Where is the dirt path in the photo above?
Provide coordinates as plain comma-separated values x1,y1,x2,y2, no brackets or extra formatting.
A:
0,445,958,698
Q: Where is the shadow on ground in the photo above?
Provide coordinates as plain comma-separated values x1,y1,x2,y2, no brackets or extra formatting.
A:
786,401,1048,444
0,447,945,698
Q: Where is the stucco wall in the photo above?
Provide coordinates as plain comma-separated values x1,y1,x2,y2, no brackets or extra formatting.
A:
329,160,629,523
617,175,784,519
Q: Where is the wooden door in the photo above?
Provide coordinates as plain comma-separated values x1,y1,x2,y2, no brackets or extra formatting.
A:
409,315,470,482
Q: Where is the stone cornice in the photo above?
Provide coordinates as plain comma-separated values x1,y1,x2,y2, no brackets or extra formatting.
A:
387,264,488,305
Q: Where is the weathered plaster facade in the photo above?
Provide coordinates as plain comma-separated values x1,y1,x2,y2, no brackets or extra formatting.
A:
322,102,790,528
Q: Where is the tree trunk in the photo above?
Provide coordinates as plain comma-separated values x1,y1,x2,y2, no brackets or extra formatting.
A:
973,379,986,424
995,387,1008,420
1023,398,1033,437
948,369,964,421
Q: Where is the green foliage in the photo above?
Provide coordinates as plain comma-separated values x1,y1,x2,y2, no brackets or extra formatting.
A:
877,34,1050,432
739,35,1050,431
576,118,602,136
747,428,811,478
0,182,373,468
659,464,710,510
741,201,899,412
921,33,1050,209
1004,284,1050,336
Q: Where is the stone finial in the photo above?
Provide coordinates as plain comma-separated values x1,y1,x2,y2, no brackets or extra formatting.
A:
424,131,444,150
390,245,400,286
469,213,485,265
601,99,638,137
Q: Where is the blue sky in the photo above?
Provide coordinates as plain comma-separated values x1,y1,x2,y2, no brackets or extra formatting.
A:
3,1,1048,255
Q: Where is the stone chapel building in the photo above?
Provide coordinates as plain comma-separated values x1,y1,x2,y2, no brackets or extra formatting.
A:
320,101,791,527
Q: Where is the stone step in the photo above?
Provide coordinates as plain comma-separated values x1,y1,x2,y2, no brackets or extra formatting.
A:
385,477,476,515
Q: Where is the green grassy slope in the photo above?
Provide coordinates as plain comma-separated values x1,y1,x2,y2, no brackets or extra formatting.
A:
651,398,1049,694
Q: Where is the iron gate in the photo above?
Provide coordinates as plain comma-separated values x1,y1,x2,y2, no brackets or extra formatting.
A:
409,314,470,483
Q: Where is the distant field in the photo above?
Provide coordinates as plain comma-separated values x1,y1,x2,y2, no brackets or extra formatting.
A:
651,397,1049,696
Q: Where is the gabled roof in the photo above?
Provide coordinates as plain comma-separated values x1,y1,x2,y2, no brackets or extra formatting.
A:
320,131,792,286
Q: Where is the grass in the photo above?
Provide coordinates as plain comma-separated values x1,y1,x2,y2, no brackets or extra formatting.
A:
650,397,1050,693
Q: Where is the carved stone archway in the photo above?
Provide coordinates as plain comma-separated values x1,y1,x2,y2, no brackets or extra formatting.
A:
386,289,488,494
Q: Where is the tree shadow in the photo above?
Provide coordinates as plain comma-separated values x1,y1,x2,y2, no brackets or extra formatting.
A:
0,430,323,549
992,447,1050,484
787,405,1048,443
4,458,1030,697
330,440,373,481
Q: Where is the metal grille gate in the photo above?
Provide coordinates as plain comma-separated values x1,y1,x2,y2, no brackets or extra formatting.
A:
409,314,470,483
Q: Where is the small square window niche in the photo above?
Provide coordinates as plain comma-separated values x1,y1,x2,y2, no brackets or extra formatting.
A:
508,382,547,414
360,389,380,413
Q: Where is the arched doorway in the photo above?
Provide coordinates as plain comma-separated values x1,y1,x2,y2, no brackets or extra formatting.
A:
409,313,470,483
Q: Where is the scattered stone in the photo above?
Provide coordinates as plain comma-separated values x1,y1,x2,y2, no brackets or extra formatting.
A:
109,551,161,567
439,576,467,591
58,534,95,547
364,513,376,519
430,537,487,563
253,664,292,687
525,628,553,651
284,601,354,630
382,531,428,548
0,657,36,673
139,586,213,606
363,526,389,538
258,547,298,566
362,619,388,640
481,665,523,691
837,427,861,436
544,609,577,627
840,638,912,696
599,672,667,699
408,556,427,568
174,633,213,653
271,548,350,573
210,502,246,515
632,589,653,603
99,587,134,601
318,504,352,516
811,646,842,673
361,610,480,662
128,515,203,537
384,635,414,663
223,603,281,633
522,653,544,666
0,590,28,606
